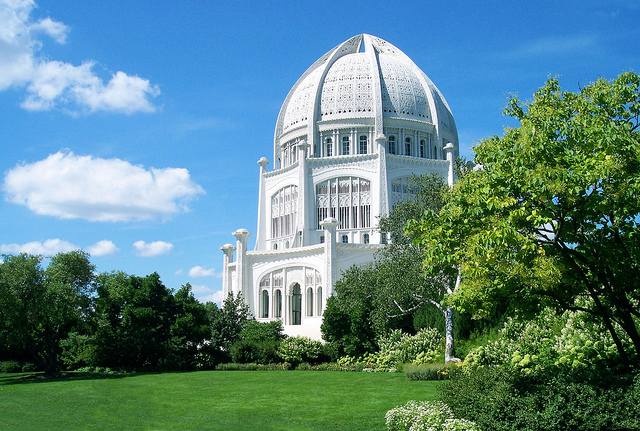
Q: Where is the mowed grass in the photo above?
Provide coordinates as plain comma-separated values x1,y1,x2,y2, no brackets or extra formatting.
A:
0,370,439,431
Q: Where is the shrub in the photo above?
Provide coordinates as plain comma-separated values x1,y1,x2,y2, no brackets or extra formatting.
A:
439,366,640,431
385,400,480,431
0,360,22,373
276,336,325,366
215,362,291,371
376,328,442,368
404,363,458,381
461,307,629,375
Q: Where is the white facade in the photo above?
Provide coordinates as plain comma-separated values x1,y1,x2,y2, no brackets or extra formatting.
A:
221,34,458,340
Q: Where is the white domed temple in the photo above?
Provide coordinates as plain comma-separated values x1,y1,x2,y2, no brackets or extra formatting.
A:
220,34,458,339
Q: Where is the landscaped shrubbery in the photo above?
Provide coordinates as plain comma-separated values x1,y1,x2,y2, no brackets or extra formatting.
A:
385,400,480,431
461,307,631,375
439,366,640,431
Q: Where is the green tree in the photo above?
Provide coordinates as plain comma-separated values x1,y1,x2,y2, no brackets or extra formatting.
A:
230,320,284,364
167,283,210,370
377,174,461,362
94,272,176,370
321,264,380,357
410,72,640,368
206,292,252,363
0,251,95,373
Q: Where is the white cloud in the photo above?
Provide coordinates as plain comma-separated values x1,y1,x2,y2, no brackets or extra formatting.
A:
0,0,159,114
0,238,78,255
3,151,205,222
86,240,119,257
133,240,173,257
191,285,224,305
514,34,598,57
175,268,184,276
188,265,221,278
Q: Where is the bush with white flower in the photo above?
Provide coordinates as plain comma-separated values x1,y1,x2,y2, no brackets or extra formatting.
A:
385,400,481,431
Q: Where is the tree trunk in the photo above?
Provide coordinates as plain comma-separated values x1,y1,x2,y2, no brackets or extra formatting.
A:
444,306,456,363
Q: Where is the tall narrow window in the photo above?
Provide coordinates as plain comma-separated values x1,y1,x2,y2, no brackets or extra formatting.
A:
420,139,426,158
342,235,348,243
316,287,323,316
261,290,269,318
359,135,368,154
405,137,412,156
306,287,314,316
326,137,332,157
291,284,302,325
363,233,370,244
342,136,350,155
388,135,396,154
274,289,282,318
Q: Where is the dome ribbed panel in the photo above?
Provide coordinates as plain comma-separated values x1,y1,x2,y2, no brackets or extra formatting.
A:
379,55,431,120
319,53,373,119
281,67,324,134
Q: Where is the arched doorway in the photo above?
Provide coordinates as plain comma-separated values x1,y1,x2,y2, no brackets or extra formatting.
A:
291,283,302,325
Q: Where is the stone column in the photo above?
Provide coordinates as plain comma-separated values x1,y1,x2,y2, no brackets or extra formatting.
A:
320,217,339,298
232,228,252,303
444,142,456,187
254,157,269,250
297,140,309,247
219,243,235,299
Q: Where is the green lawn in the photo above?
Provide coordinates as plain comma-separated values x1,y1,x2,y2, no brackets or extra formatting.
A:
0,371,439,430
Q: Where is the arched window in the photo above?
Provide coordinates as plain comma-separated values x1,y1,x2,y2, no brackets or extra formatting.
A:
271,185,299,239
320,235,325,243
405,137,412,156
420,139,426,158
306,287,314,316
433,145,438,159
342,235,348,243
342,136,350,155
363,233,370,244
325,137,332,157
316,177,371,229
274,289,282,318
261,290,269,318
359,135,368,154
291,284,302,325
388,135,396,154
316,286,323,316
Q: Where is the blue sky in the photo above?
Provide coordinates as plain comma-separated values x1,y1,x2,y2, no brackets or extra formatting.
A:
1,0,638,304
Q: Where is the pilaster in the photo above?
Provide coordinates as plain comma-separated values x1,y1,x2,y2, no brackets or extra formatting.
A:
320,217,339,298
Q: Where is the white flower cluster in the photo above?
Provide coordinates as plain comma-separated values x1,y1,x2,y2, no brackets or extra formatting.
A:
385,400,481,431
462,307,622,373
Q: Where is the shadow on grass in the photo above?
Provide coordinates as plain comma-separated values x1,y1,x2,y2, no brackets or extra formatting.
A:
0,371,135,385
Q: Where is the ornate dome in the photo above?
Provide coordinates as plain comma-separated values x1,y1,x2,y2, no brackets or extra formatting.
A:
274,34,458,165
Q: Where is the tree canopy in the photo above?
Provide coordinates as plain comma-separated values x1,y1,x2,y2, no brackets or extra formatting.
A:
409,72,640,368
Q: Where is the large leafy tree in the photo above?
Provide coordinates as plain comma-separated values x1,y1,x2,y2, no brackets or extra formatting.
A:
0,251,95,373
410,72,640,368
377,174,460,362
94,272,177,370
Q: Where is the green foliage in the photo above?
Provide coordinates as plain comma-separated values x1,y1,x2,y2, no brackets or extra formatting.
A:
403,363,459,381
0,251,96,374
410,72,640,368
207,292,252,360
321,266,378,357
385,400,481,431
276,336,324,366
215,362,292,371
439,367,640,431
230,320,284,364
0,360,22,373
462,307,629,374
376,328,442,368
